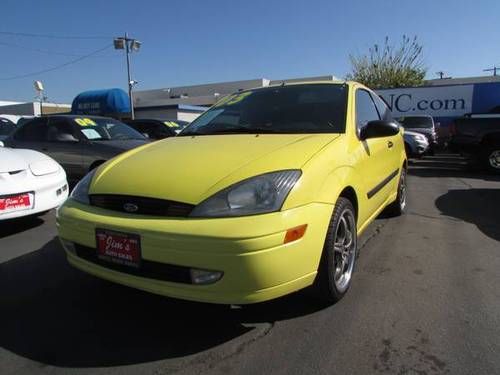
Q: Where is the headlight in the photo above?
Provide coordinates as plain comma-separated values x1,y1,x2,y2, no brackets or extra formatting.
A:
190,170,301,218
29,159,60,176
70,169,97,205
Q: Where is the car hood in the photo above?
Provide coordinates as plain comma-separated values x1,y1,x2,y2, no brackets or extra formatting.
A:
0,147,60,174
89,139,149,153
405,127,434,135
404,130,425,138
91,134,339,204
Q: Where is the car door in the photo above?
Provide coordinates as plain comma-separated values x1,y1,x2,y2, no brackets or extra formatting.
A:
354,89,395,216
371,92,402,183
45,117,85,179
8,117,48,152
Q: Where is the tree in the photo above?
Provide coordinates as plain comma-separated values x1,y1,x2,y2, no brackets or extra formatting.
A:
346,35,427,89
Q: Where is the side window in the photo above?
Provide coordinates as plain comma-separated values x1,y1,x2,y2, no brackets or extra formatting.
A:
47,118,80,142
355,89,380,131
371,93,393,121
14,118,48,141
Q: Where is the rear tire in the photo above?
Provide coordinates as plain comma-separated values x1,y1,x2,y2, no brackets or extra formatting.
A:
313,197,357,304
385,167,407,216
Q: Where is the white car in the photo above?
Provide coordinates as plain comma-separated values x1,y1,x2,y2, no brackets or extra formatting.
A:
0,146,68,220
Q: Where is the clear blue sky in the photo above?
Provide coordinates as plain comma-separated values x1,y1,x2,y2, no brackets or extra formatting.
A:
1,0,499,103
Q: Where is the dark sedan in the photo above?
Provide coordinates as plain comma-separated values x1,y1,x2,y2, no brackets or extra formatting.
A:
0,117,16,141
3,115,148,182
124,119,189,139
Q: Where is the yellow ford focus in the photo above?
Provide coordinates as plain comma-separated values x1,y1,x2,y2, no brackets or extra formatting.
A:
57,81,407,304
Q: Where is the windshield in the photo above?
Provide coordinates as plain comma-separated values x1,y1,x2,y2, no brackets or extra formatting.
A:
0,118,16,136
398,116,433,129
163,120,190,134
73,117,145,141
179,84,348,136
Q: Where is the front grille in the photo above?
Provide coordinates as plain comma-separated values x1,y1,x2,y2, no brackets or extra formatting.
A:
89,194,194,217
75,244,192,283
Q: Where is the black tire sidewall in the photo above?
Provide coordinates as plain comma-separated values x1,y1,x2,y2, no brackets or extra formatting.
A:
483,146,500,174
385,167,407,216
315,197,357,304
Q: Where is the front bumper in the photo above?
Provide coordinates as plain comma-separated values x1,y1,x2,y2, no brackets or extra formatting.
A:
0,172,68,220
57,200,333,304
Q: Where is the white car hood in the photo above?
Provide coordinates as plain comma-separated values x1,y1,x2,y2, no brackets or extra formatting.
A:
0,148,60,175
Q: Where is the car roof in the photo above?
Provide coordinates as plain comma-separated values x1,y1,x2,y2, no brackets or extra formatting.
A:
46,114,116,120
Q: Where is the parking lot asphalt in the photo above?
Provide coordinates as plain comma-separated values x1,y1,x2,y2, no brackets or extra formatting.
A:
1,154,499,375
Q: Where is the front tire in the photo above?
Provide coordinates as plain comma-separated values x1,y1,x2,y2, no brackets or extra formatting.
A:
314,197,357,304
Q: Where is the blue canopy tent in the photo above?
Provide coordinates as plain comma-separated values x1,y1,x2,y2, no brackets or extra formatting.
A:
71,88,130,118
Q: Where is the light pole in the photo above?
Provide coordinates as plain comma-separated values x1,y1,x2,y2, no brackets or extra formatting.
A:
114,33,141,119
33,80,46,116
483,66,498,76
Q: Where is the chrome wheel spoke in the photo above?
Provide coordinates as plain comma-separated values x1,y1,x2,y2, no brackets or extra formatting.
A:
332,208,357,292
490,151,500,169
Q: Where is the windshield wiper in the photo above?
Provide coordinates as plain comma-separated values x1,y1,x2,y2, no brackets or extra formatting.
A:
177,130,206,136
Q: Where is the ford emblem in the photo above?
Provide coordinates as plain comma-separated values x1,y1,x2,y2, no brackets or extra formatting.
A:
123,203,139,213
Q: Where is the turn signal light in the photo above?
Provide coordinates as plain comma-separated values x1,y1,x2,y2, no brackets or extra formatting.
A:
284,224,308,244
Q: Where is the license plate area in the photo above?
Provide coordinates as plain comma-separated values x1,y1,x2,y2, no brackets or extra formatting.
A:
0,192,34,214
96,229,141,268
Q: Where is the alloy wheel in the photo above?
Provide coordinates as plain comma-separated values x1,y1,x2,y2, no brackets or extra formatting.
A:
333,209,357,293
489,150,500,169
399,169,407,210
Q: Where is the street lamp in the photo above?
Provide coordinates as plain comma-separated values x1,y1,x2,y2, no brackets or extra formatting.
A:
33,80,46,116
114,33,141,119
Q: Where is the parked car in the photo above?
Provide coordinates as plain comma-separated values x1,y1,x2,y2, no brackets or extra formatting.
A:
2,115,148,182
404,130,429,158
123,119,178,140
449,113,500,173
0,146,68,220
0,114,23,124
16,116,36,127
58,82,407,305
397,115,438,154
0,117,16,141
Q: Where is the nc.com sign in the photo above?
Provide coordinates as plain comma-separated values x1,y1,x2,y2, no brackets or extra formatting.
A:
377,85,473,117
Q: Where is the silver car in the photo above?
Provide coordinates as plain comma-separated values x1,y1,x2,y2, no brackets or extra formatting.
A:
404,130,429,158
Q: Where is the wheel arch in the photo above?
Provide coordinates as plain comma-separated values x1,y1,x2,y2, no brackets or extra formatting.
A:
481,132,500,146
338,186,358,221
89,160,106,172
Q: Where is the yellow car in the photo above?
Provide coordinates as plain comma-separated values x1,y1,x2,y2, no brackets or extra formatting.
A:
57,81,407,304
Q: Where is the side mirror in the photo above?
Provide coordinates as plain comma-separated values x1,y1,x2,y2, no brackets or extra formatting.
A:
360,120,400,140
0,141,4,147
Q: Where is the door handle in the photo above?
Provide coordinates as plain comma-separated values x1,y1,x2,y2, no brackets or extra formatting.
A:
387,141,394,148
42,147,48,152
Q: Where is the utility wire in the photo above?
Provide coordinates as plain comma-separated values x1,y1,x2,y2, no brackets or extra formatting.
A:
0,40,116,58
0,31,111,39
0,44,113,80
